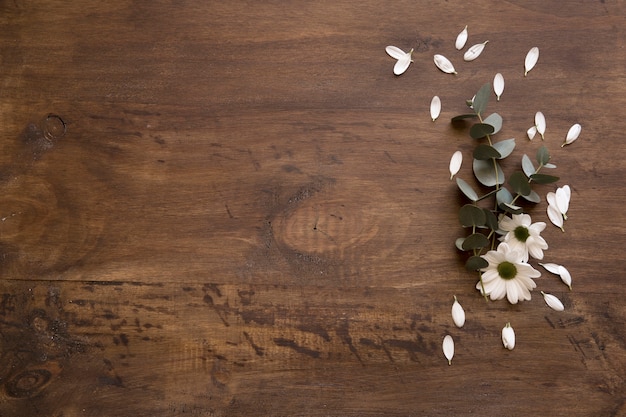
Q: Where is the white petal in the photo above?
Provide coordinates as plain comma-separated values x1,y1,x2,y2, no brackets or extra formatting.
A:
558,265,572,289
449,150,463,180
542,291,565,311
502,323,515,350
464,41,489,61
535,111,546,139
493,73,504,101
434,54,457,74
546,191,557,207
524,46,539,76
563,123,581,147
451,296,465,328
527,126,537,140
393,55,412,75
443,335,454,365
547,203,564,231
385,45,407,60
555,186,570,215
455,25,468,50
430,95,441,121
539,262,561,275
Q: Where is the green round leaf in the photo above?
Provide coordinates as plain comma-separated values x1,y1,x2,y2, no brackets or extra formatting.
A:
462,233,490,250
456,178,479,202
521,189,541,203
509,171,532,196
483,113,503,134
473,158,505,186
451,113,478,122
459,204,486,227
455,237,466,251
536,145,551,165
492,138,515,159
473,144,502,160
496,187,513,205
522,154,536,178
472,83,491,116
483,208,499,231
466,255,489,271
530,173,560,184
470,123,495,139
499,202,523,215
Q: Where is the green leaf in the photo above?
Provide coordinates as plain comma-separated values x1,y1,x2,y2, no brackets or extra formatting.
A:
455,237,466,251
544,163,557,169
483,113,503,134
536,145,550,165
521,190,541,203
473,158,505,186
462,233,490,250
456,178,478,202
522,154,536,177
459,204,486,227
472,82,491,116
496,187,513,205
466,255,488,271
470,123,495,139
473,144,501,160
509,171,532,196
451,113,478,122
492,138,515,159
483,208,499,231
499,202,523,215
530,173,560,184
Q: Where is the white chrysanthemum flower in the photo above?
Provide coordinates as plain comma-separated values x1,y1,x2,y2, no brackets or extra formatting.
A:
477,242,541,304
499,213,548,262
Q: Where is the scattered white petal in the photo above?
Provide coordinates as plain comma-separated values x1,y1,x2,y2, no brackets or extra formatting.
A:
555,185,570,218
430,95,442,121
542,291,565,311
527,126,537,140
535,112,546,139
547,203,564,231
451,295,465,328
386,46,414,75
449,150,463,180
546,191,557,207
502,323,515,350
455,25,468,50
563,123,581,147
434,54,457,74
443,335,455,365
539,262,561,275
493,73,504,101
558,265,572,289
524,46,539,76
464,41,489,61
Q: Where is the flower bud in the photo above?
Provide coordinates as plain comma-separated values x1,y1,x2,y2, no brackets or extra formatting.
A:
502,322,515,350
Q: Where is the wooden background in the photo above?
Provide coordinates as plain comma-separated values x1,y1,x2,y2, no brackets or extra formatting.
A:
1,1,625,416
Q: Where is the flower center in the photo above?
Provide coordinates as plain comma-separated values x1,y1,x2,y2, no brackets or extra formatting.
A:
497,261,518,280
513,226,530,243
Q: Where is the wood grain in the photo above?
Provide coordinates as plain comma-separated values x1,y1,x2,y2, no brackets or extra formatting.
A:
1,1,626,416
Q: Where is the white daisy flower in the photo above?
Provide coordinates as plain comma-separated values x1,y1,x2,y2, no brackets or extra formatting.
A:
477,242,541,304
499,213,548,262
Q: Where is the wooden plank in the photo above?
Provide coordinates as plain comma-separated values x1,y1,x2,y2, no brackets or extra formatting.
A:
1,0,625,415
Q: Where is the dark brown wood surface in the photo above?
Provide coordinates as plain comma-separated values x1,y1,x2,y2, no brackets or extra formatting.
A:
1,1,625,416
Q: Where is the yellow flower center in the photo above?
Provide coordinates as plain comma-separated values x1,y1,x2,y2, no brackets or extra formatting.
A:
497,261,517,280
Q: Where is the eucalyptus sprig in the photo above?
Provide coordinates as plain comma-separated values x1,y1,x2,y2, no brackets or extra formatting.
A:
452,82,560,296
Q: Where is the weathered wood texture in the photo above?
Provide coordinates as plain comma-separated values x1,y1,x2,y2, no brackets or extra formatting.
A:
1,1,626,416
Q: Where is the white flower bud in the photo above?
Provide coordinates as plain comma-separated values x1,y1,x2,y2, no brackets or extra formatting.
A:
502,322,515,350
542,291,565,311
451,295,465,328
443,335,454,365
